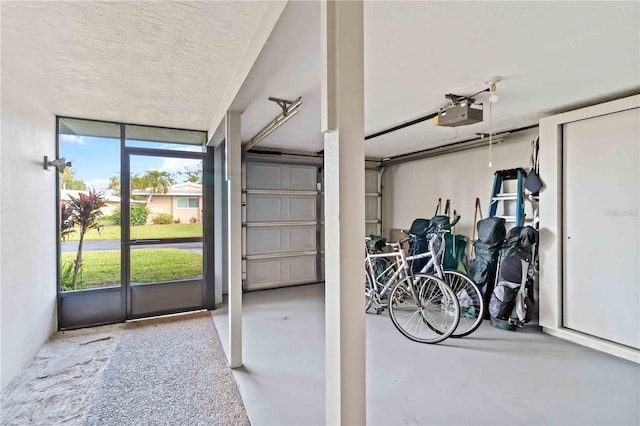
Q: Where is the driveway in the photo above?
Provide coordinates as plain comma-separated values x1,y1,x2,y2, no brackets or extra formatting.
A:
61,240,203,253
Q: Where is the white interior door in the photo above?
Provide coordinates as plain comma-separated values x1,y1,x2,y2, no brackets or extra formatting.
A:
563,107,640,349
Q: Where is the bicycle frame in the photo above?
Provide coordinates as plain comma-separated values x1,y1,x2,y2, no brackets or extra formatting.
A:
365,231,447,311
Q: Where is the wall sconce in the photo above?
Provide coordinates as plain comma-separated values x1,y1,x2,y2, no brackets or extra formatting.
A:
44,156,72,172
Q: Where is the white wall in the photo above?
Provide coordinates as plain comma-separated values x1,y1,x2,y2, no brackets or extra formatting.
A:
1,74,57,388
383,128,538,239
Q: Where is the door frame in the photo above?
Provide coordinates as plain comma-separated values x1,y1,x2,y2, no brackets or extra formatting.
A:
122,147,213,319
57,117,215,329
538,94,640,362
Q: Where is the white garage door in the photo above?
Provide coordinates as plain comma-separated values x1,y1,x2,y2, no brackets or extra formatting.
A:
365,167,382,236
243,160,323,291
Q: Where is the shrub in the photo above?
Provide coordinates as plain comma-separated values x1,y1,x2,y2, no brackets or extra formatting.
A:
112,204,149,226
131,204,150,226
189,217,198,224
173,217,181,224
60,261,75,291
152,213,173,225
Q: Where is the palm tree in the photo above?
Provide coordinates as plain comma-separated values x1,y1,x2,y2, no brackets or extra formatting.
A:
107,175,121,196
67,189,106,290
140,170,173,206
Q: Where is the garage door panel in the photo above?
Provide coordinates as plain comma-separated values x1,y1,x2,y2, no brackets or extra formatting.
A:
288,166,318,190
246,163,317,190
246,196,283,222
248,259,283,284
365,223,379,236
246,163,283,189
366,196,379,220
365,169,378,193
246,255,318,291
246,226,317,255
247,194,316,222
288,226,317,251
289,197,317,220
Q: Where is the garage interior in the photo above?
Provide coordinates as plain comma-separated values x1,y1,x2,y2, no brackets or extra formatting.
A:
1,1,639,425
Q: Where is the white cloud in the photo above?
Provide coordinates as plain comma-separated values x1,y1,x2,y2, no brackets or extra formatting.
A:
84,178,110,192
157,157,202,174
61,135,86,145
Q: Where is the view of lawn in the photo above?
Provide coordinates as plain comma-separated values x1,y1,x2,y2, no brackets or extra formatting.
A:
65,223,203,241
61,248,203,288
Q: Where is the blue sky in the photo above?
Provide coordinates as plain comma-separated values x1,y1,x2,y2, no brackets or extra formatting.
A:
60,135,202,192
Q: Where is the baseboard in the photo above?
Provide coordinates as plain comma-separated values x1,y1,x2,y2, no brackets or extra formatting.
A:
543,327,640,363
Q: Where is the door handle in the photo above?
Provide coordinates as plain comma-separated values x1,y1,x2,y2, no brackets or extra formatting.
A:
131,239,161,244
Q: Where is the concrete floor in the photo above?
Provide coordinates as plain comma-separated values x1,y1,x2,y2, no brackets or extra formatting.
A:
212,283,640,426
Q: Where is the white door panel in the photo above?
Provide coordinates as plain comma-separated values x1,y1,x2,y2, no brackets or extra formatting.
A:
246,226,316,255
246,255,317,290
246,194,317,222
246,163,317,190
563,107,639,349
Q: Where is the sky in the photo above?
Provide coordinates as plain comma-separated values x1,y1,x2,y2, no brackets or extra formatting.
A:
60,135,202,193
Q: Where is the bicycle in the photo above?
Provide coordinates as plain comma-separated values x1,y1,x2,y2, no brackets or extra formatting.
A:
365,233,460,344
366,224,485,338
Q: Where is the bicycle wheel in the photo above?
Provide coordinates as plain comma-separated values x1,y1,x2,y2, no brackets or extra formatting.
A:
388,274,460,344
365,270,374,312
440,271,485,337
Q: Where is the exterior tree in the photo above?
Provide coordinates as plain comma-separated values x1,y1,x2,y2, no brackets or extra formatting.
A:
140,170,174,206
107,175,121,196
61,167,86,190
67,189,106,290
179,166,202,184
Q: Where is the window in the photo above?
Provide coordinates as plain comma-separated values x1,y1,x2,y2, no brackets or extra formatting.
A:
177,197,199,208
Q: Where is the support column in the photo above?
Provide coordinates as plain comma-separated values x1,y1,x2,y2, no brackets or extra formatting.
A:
226,111,243,369
321,1,366,425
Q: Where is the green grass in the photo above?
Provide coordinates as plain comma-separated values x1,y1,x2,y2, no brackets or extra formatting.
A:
61,248,202,288
66,223,202,241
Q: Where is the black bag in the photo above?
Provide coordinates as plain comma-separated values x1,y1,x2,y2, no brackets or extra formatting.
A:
469,217,506,291
489,226,538,330
524,137,543,193
489,256,533,330
408,218,430,273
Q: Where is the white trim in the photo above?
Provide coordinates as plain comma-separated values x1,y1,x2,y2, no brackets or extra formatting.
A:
539,94,640,362
226,111,243,369
543,328,640,364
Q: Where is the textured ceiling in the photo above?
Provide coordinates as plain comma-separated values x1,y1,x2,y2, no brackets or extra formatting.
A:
235,1,639,157
1,1,269,130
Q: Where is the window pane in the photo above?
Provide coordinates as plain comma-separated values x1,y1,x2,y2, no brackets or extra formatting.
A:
59,118,121,292
125,124,206,152
130,156,203,235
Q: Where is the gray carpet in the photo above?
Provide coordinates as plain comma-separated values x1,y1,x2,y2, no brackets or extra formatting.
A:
85,312,249,426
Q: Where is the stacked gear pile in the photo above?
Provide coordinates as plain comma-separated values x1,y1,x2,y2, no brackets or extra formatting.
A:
489,226,538,330
469,217,507,315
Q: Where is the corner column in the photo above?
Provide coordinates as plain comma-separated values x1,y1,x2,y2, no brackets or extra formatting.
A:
226,111,243,368
321,1,366,424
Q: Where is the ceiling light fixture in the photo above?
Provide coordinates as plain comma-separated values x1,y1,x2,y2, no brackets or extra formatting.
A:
486,76,501,104
484,77,502,167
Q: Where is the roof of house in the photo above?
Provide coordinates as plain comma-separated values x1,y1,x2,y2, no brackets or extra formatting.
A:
60,189,121,203
132,182,202,197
